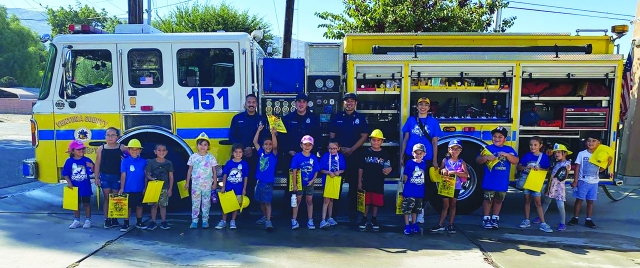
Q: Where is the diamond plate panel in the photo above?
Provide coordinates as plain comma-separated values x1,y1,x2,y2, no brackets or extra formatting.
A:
308,46,342,74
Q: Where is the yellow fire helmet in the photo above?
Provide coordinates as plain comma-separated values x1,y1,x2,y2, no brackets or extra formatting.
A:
240,195,250,212
127,139,143,148
369,129,385,139
196,132,211,145
552,143,573,155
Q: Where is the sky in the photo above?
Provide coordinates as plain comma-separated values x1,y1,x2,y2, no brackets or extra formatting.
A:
3,0,637,54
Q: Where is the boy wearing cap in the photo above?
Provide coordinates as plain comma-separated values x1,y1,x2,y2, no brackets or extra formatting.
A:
401,143,427,235
569,132,611,228
290,135,320,230
118,139,148,231
63,140,95,229
476,127,519,229
358,129,392,231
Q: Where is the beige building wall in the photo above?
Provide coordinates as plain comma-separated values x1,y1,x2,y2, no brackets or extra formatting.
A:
619,0,640,178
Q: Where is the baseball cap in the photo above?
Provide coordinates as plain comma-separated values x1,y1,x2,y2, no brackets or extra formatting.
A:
68,140,86,152
491,126,508,137
448,139,463,148
417,97,430,104
343,93,358,101
584,131,601,141
295,93,309,102
301,135,314,145
412,143,426,152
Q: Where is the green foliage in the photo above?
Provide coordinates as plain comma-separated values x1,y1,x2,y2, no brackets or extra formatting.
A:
0,76,19,87
0,6,46,87
316,0,516,39
153,2,277,54
46,1,122,35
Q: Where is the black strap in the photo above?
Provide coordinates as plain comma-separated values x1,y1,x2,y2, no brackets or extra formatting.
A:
415,116,432,141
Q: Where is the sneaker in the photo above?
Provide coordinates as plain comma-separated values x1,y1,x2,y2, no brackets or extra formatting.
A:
370,218,380,231
69,220,81,229
111,218,120,228
83,219,91,229
120,223,130,232
307,220,316,230
568,217,579,226
190,221,198,229
135,222,147,229
417,210,425,223
291,219,300,230
557,223,567,231
202,221,210,229
539,222,553,233
327,218,338,226
490,218,499,229
403,225,411,235
483,218,492,229
447,225,456,234
229,220,237,229
103,219,111,229
160,221,170,230
585,219,596,229
358,218,368,230
146,221,157,231
430,224,445,232
412,223,421,233
319,220,330,229
256,216,267,225
265,220,273,231
532,217,541,224
519,219,531,228
215,220,226,230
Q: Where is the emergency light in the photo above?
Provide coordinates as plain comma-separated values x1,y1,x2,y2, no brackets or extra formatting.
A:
68,24,106,34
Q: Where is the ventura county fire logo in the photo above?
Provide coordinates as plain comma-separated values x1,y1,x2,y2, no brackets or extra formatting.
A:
74,127,91,142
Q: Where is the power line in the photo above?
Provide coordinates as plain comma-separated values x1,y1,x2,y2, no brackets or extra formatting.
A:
508,1,634,18
507,6,631,22
272,0,282,37
154,0,191,10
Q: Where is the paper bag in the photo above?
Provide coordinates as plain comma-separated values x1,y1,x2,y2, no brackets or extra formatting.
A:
589,144,614,169
288,169,303,192
437,175,456,198
108,194,129,219
396,192,404,215
429,167,441,183
177,180,189,199
357,189,366,214
481,148,499,170
523,170,547,192
63,187,79,211
268,115,287,133
323,175,342,199
143,180,165,203
218,189,241,214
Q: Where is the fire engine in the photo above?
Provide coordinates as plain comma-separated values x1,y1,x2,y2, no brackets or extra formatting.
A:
23,23,629,213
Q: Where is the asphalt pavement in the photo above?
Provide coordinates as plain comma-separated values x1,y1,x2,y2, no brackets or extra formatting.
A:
0,115,34,189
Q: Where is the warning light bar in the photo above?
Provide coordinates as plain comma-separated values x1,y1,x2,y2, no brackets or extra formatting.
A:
68,24,106,34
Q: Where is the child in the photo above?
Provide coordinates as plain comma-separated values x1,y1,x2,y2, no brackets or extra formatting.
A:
118,139,147,231
569,132,611,228
319,140,346,229
64,140,95,229
431,139,469,234
253,124,278,230
542,143,572,231
358,129,392,231
290,135,320,230
185,133,218,229
517,136,552,233
476,126,519,229
215,143,249,230
144,144,174,230
94,127,128,229
402,143,427,235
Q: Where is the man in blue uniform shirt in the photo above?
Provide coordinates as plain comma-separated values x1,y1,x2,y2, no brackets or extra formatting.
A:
329,93,369,219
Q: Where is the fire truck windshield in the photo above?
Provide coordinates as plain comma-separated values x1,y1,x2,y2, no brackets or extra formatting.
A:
62,49,113,99
38,45,57,100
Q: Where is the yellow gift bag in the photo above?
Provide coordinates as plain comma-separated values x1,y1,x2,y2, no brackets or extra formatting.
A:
323,175,342,200
143,180,165,203
218,190,241,214
357,189,366,214
288,169,303,192
428,167,441,183
63,187,78,211
589,144,614,169
108,194,129,218
177,180,190,199
268,115,287,133
396,192,404,215
523,170,548,192
481,148,499,170
437,175,456,198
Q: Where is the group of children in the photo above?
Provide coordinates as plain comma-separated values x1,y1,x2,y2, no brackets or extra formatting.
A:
63,125,610,234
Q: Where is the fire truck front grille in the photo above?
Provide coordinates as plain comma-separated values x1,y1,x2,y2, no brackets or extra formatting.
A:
124,114,172,131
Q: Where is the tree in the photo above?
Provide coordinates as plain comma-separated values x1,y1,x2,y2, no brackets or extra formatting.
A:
315,0,516,39
153,2,277,53
46,2,122,36
0,76,19,88
0,6,46,87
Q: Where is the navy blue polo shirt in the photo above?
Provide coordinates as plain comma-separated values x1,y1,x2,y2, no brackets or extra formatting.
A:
329,111,369,148
229,112,268,148
282,111,321,153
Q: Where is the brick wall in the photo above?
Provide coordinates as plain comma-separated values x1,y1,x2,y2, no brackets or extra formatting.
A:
0,99,35,114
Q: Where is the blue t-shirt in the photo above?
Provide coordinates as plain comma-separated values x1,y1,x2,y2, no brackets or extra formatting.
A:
256,148,277,184
320,152,347,185
402,116,442,160
519,152,551,176
403,159,426,198
290,152,320,184
121,156,147,193
62,156,94,197
223,159,249,195
480,144,518,192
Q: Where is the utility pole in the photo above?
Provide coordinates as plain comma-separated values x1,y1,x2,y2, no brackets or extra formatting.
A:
493,7,503,32
282,0,295,58
128,0,144,24
146,0,152,25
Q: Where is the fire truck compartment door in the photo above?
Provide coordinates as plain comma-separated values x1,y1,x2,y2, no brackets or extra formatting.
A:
521,65,616,78
118,43,175,112
410,65,514,78
355,66,403,79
